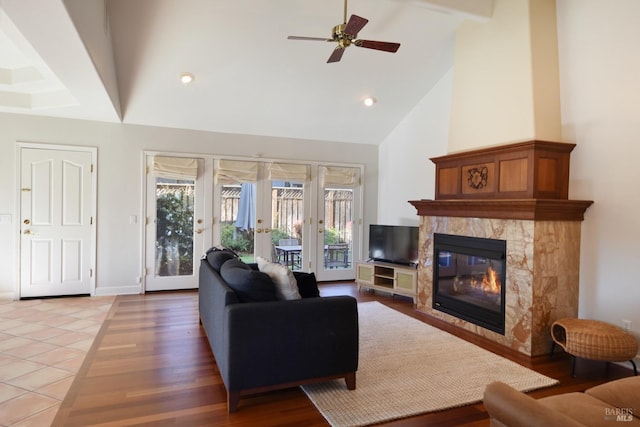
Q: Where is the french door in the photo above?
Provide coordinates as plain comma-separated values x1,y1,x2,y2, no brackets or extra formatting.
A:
216,160,309,268
145,156,362,284
215,160,361,281
145,156,209,291
261,164,310,270
19,145,96,298
314,166,361,281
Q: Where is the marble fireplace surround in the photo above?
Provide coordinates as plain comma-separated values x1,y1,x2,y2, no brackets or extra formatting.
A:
409,141,593,356
413,215,582,356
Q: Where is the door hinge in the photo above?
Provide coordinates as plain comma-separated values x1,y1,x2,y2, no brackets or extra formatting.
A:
90,216,93,225
91,164,94,173
90,269,93,278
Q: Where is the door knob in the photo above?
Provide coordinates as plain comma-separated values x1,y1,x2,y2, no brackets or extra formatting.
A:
195,228,203,234
319,228,324,233
23,219,30,225
23,229,32,235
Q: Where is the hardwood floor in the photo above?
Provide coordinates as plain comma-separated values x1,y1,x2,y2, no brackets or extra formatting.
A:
52,283,635,426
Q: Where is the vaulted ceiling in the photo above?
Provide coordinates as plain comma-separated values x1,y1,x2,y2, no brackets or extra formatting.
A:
0,0,492,144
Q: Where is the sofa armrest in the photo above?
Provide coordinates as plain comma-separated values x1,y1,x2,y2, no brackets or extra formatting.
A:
484,381,585,427
221,296,358,392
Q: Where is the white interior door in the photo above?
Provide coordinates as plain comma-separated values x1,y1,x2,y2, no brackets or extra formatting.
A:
145,156,206,291
20,147,95,298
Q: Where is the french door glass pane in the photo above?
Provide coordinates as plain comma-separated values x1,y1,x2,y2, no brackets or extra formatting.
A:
324,188,353,270
272,181,303,270
155,178,194,276
220,183,255,263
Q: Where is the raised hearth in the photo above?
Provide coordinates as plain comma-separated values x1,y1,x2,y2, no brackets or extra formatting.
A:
410,141,593,356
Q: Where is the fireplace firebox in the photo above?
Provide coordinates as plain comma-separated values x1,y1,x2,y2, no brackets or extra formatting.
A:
433,233,506,335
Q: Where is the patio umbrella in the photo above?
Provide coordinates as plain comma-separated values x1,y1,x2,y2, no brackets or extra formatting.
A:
234,182,256,231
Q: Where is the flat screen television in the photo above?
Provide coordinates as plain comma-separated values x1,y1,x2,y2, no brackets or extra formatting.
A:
368,224,419,266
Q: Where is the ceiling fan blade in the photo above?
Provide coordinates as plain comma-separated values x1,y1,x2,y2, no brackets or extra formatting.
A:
327,47,346,63
288,36,332,42
344,14,368,36
354,40,401,53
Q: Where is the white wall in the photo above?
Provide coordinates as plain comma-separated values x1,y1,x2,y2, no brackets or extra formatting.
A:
449,0,537,151
0,113,378,297
557,0,640,337
449,0,563,152
377,69,453,226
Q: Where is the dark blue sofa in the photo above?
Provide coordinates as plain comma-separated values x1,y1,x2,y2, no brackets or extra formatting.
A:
198,249,359,412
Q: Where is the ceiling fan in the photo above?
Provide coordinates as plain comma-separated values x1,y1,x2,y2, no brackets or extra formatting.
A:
287,0,401,63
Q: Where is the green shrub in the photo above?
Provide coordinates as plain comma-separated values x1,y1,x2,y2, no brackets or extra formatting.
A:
270,228,291,245
221,222,253,253
324,227,341,244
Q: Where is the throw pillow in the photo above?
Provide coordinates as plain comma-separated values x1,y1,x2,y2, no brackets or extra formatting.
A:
293,271,320,298
256,256,302,301
220,258,277,303
206,249,237,272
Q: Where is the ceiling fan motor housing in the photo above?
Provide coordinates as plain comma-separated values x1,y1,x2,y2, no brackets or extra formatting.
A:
332,23,354,48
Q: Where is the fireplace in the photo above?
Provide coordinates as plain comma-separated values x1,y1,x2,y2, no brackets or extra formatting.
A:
409,141,593,356
433,233,506,335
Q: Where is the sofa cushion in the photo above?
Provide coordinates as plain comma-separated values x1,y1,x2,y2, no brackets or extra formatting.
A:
206,248,237,272
220,258,277,303
586,376,640,418
293,271,320,298
256,257,301,300
538,392,638,426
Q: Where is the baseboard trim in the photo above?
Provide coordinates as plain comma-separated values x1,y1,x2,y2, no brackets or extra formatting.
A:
0,291,16,301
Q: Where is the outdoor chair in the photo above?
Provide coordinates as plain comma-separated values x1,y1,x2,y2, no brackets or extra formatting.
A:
278,238,299,246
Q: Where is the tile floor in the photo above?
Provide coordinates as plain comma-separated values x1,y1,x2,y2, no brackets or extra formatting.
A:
0,296,115,427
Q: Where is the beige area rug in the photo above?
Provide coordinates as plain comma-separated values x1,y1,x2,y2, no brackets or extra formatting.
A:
302,301,558,427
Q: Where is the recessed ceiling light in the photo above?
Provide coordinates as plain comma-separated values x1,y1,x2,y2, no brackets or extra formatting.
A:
363,97,376,107
180,72,195,85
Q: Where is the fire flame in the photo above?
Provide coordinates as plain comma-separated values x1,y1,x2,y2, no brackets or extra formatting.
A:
480,266,501,294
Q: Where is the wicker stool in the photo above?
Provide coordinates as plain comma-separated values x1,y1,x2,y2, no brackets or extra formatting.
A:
550,318,638,377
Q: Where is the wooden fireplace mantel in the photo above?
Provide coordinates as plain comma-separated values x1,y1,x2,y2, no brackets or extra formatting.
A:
412,140,593,221
409,199,593,221
432,140,575,200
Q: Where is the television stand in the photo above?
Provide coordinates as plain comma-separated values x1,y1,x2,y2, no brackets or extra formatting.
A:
355,261,417,304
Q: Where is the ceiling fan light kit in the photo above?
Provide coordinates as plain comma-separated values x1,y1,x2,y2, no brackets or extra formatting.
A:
288,0,400,63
